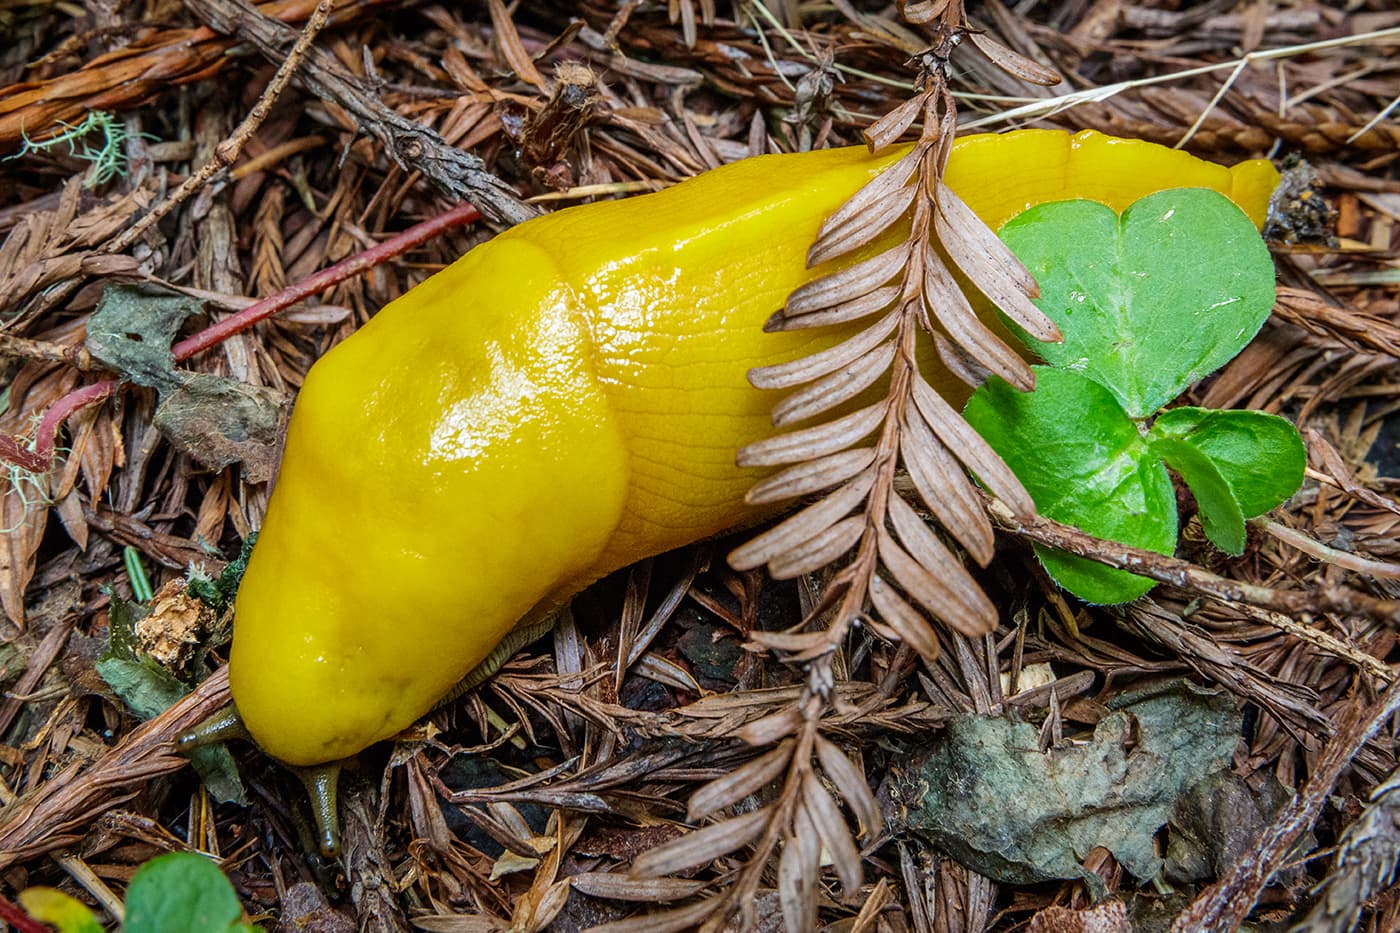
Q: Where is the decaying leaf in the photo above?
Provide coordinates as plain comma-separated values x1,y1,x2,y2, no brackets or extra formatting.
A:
85,284,288,481
884,680,1242,887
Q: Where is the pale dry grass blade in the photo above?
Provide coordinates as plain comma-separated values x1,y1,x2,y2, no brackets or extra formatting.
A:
737,401,887,468
729,473,874,571
630,809,769,878
745,448,876,505
772,339,897,427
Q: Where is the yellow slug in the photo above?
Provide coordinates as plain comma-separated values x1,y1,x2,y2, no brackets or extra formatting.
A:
228,129,1277,770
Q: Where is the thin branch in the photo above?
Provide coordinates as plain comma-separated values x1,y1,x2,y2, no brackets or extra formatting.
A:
108,0,335,255
988,499,1400,624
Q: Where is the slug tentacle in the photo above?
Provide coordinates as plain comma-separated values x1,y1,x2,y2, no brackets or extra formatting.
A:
176,705,250,753
294,762,343,859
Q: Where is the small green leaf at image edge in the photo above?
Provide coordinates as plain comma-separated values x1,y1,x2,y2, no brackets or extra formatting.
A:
16,888,104,933
123,852,249,933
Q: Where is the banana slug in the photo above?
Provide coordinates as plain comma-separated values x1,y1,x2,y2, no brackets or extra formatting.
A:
188,129,1277,848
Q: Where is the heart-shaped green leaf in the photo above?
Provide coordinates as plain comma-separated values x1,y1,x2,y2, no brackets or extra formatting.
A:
998,190,1276,417
965,367,1176,603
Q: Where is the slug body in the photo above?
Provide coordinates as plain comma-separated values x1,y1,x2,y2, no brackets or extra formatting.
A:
231,130,1278,767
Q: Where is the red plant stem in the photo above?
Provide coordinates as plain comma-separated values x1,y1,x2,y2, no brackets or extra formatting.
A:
4,201,483,474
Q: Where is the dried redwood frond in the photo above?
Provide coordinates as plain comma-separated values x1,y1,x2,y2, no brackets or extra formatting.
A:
731,74,1044,675
745,449,877,506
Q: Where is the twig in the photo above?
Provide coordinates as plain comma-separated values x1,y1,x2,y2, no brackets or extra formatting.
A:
1255,518,1400,580
1170,675,1400,932
184,0,536,227
987,499,1400,624
0,668,231,872
0,333,95,370
108,0,335,255
961,26,1400,130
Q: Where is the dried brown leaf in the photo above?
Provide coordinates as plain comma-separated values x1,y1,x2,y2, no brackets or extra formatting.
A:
749,630,833,653
864,95,926,151
728,472,874,571
772,340,896,427
687,740,794,821
487,0,549,92
745,448,876,506
922,244,1032,389
630,809,769,878
909,377,1035,515
767,515,866,581
587,897,721,933
966,30,1063,86
901,0,954,26
900,407,994,564
867,574,942,661
814,735,882,841
811,147,921,262
877,526,995,637
769,284,902,332
802,771,863,898
933,181,1060,344
751,312,900,390
784,246,909,319
930,330,991,388
737,401,887,468
780,805,822,933
809,184,917,267
568,873,709,902
886,493,981,601
736,706,803,746
0,483,48,628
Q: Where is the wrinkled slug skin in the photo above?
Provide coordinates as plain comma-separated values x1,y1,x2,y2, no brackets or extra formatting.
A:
230,129,1279,766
